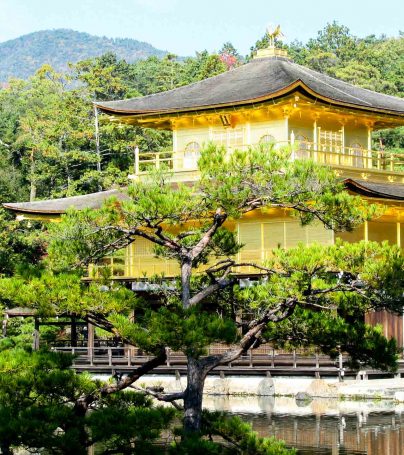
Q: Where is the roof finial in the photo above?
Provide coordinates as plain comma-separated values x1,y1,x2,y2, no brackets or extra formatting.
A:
254,24,289,60
266,24,285,47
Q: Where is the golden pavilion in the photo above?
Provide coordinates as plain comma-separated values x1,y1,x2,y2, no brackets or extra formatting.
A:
4,43,404,347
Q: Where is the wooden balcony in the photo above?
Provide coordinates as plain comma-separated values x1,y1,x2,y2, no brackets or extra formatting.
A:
52,344,404,377
129,142,404,184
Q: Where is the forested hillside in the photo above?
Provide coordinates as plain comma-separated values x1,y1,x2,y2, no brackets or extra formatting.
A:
0,29,167,81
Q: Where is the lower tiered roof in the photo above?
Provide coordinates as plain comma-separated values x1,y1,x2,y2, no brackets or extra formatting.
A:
3,179,404,218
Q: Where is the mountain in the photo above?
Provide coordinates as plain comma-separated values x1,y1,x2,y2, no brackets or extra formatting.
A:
0,29,167,81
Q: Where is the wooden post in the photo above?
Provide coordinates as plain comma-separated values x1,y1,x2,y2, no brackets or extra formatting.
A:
245,113,251,146
87,322,94,357
249,349,253,368
339,124,344,166
290,130,295,161
271,349,275,368
367,126,373,169
71,316,77,347
108,348,112,366
134,146,139,174
2,314,8,337
313,119,318,161
339,351,344,382
94,106,101,180
293,350,297,368
284,114,289,144
33,318,40,350
172,126,178,152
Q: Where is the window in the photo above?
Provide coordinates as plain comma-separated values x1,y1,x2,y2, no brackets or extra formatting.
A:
183,142,200,169
212,128,245,148
295,134,309,159
350,142,364,168
259,134,276,144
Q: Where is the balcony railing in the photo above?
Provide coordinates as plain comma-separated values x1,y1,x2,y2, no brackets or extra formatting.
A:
130,142,404,179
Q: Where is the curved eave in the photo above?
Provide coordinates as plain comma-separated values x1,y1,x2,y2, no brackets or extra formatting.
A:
344,179,404,201
95,80,404,120
2,203,65,214
2,189,129,218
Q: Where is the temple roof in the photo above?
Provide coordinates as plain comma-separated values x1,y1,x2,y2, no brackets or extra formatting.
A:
95,56,404,117
2,189,128,215
3,179,403,216
344,179,404,200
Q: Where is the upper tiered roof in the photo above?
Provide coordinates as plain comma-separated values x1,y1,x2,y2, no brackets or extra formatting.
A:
95,55,404,118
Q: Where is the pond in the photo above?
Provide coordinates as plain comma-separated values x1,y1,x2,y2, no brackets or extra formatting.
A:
203,396,404,455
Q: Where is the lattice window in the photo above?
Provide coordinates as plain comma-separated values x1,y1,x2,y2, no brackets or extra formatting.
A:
212,127,245,148
318,129,342,151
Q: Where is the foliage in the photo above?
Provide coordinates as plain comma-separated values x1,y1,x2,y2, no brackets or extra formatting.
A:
171,412,295,454
0,209,45,276
0,343,176,454
0,271,136,317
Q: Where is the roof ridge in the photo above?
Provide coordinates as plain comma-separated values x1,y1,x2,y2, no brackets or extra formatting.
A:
96,61,261,107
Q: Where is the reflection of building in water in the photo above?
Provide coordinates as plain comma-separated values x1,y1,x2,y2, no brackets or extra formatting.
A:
204,396,404,454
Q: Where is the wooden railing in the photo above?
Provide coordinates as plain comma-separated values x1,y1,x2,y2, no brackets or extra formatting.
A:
52,345,404,378
294,141,404,172
130,142,404,178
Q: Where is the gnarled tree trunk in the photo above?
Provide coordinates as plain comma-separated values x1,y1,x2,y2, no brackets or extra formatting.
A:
183,356,206,433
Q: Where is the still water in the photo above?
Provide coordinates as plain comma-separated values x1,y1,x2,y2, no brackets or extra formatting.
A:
203,396,404,455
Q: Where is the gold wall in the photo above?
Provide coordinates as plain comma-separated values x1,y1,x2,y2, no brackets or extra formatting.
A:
99,208,402,279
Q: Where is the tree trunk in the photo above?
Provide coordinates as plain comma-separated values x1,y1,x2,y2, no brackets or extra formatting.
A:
181,258,192,308
29,150,36,202
183,356,205,433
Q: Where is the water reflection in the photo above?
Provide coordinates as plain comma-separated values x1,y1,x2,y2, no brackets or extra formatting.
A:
203,396,404,455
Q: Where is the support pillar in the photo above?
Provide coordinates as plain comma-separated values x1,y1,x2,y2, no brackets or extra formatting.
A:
71,315,77,347
245,122,251,146
284,113,289,144
33,318,40,350
313,117,318,161
340,124,345,166
367,126,373,169
134,146,139,174
2,314,8,337
290,130,295,160
87,322,94,351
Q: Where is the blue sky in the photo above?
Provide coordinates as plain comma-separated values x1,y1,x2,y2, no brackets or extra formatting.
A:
0,0,402,55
